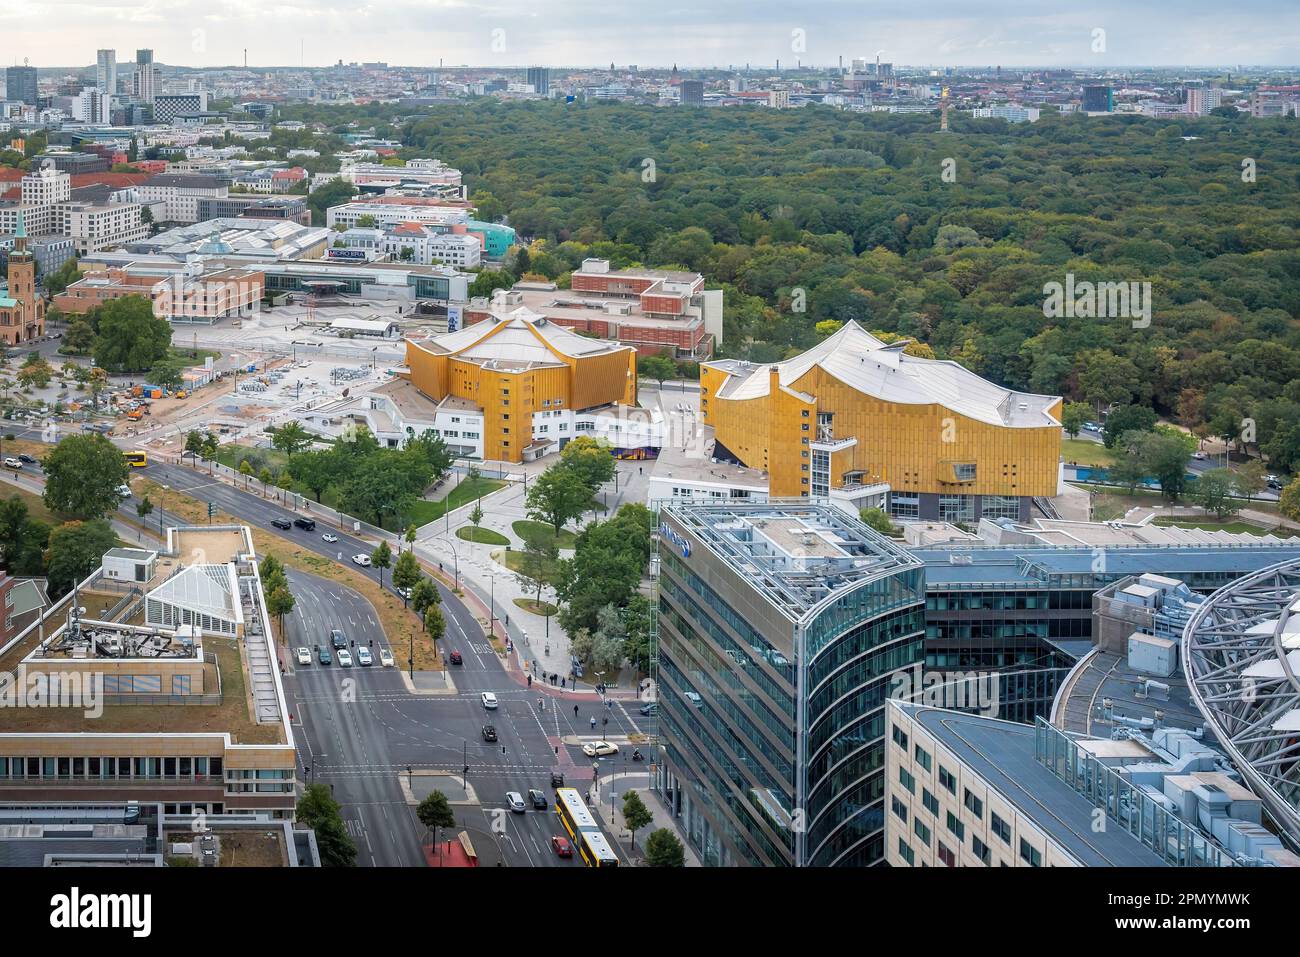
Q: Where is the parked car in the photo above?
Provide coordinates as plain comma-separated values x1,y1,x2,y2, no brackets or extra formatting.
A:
318,647,332,665
378,647,395,667
295,647,311,666
330,629,347,650
582,741,619,758
528,789,548,810
506,791,526,814
356,646,372,667
293,518,316,531
449,650,463,665
352,554,371,567
482,724,498,742
322,533,339,543
271,518,292,530
551,835,573,858
337,649,353,668
481,692,498,710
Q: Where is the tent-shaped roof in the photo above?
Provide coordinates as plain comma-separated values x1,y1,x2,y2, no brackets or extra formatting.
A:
146,564,241,625
709,321,1059,428
412,306,629,368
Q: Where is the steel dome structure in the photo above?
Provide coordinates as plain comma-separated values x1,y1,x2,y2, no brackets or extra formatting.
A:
1182,557,1300,850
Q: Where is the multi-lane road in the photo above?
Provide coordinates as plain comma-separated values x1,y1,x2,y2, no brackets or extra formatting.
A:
136,457,647,867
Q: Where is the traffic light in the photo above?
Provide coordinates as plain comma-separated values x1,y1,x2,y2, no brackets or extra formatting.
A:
207,502,215,522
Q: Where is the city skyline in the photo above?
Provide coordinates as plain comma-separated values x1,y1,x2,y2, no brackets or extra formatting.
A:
2,0,1300,70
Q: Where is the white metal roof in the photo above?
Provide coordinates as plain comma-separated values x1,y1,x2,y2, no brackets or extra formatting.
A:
146,564,240,624
412,307,629,367
709,321,1059,428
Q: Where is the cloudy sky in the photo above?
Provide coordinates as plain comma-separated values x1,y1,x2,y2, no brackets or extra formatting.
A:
2,0,1299,70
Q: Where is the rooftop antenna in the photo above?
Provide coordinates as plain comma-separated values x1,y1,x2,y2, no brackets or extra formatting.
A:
244,48,247,69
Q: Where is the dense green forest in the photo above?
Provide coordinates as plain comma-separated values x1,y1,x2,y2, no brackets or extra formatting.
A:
270,101,1300,466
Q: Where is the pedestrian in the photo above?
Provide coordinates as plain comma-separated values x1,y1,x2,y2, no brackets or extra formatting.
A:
561,677,566,689
574,704,579,717
606,698,612,710
527,674,532,687
590,716,596,730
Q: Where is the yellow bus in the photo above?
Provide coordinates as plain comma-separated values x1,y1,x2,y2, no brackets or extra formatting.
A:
554,786,619,867
123,450,148,468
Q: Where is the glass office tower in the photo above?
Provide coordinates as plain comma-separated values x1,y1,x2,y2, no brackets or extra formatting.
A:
654,503,925,866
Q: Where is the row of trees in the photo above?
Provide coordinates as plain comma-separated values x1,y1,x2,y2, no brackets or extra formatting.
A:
58,295,176,377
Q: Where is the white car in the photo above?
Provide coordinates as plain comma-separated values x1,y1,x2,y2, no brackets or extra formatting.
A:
481,692,499,710
322,533,338,543
1192,451,1208,460
337,649,353,667
117,484,132,498
378,647,395,668
505,791,526,813
351,554,371,567
582,741,619,758
295,647,311,666
356,646,373,666
3,456,21,469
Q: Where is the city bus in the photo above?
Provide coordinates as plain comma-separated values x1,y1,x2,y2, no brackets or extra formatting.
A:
123,451,148,468
554,786,619,867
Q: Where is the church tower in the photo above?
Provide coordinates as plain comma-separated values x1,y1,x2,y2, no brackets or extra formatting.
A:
2,212,46,345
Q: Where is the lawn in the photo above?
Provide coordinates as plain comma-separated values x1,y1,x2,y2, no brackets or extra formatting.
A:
0,482,59,525
511,519,577,549
457,525,510,545
1061,438,1115,468
513,597,557,616
414,475,507,524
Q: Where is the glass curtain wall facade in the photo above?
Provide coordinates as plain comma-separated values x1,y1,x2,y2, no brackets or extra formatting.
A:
655,504,925,867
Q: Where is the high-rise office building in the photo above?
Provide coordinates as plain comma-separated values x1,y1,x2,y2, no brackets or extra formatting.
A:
133,48,158,103
4,65,38,106
1082,84,1114,112
654,502,926,867
680,79,704,105
96,49,117,94
525,66,549,96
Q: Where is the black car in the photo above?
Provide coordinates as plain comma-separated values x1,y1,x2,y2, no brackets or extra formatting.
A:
330,629,347,651
549,770,565,788
293,518,316,531
482,724,498,742
528,789,548,810
270,518,292,530
16,454,36,465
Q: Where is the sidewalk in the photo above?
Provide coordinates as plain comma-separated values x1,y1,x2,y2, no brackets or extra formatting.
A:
590,776,700,867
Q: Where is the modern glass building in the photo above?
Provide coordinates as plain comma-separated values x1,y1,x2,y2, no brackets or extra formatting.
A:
654,503,925,867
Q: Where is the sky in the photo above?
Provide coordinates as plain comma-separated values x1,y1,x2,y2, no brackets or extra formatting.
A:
2,0,1299,70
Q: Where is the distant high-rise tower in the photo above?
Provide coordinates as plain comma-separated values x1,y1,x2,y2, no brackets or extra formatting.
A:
525,66,550,96
133,49,158,103
680,79,704,105
1082,84,1113,113
940,87,951,131
96,49,117,94
4,65,38,106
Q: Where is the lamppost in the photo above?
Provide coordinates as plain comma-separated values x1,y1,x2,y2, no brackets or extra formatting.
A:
489,571,496,638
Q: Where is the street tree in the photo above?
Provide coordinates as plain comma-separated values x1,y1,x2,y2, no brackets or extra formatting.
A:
643,828,685,867
526,465,591,537
622,790,654,849
559,435,616,492
423,603,445,646
295,783,357,867
371,540,392,588
135,495,154,534
392,549,421,607
416,790,456,832
184,430,205,463
639,354,676,389
1192,469,1238,520
411,578,440,621
271,421,313,458
1061,401,1092,439
42,434,128,519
